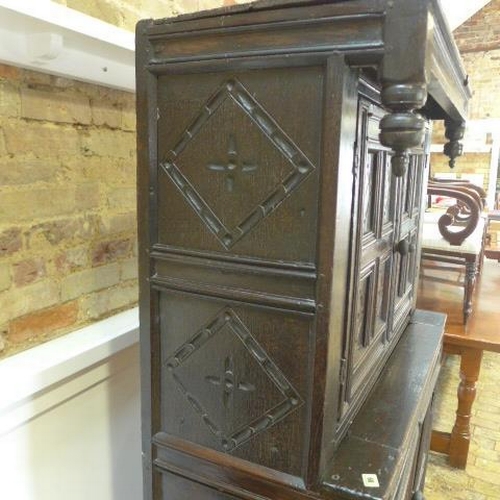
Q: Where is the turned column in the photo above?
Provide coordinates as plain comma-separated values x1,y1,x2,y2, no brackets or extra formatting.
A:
378,0,468,175
444,118,466,168
378,0,429,176
379,83,428,176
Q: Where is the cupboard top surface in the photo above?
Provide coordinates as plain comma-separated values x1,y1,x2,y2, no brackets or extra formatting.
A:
322,310,445,499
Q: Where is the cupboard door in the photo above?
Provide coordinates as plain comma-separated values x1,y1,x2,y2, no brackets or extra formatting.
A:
339,98,396,422
392,153,425,334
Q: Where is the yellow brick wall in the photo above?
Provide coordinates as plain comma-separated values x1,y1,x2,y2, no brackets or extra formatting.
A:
430,122,491,190
454,0,500,120
53,0,228,31
0,64,138,355
430,152,491,189
0,0,224,357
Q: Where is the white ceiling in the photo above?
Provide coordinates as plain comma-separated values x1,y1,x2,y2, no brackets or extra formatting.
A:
439,0,492,30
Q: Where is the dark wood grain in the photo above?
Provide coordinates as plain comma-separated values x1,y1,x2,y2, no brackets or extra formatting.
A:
136,0,469,498
322,311,445,500
314,55,357,481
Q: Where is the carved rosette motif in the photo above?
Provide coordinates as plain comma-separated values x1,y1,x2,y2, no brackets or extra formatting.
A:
165,308,303,452
379,83,427,177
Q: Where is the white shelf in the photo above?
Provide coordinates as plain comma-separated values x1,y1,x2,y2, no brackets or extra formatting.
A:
0,0,135,92
0,307,139,417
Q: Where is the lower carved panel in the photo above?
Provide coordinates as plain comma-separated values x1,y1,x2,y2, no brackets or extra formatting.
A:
158,291,311,477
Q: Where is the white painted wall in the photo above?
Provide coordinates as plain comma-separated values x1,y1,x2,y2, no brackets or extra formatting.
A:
0,310,142,500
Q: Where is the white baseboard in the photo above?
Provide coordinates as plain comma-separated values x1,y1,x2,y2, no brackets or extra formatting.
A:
0,307,139,433
0,307,142,500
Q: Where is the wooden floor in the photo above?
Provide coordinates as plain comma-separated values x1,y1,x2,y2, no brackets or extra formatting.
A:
417,258,500,499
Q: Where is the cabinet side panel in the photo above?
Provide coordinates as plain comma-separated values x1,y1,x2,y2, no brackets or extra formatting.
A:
155,66,322,264
136,19,162,500
314,57,358,480
157,292,312,477
143,58,328,494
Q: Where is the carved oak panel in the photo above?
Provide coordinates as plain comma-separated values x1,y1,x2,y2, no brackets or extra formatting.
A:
159,291,311,477
376,252,392,331
361,150,377,237
156,67,323,263
351,265,376,368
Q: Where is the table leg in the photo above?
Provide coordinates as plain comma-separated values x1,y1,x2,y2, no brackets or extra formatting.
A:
448,347,483,468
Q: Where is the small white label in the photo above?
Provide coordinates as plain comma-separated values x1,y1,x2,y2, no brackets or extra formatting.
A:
362,473,380,488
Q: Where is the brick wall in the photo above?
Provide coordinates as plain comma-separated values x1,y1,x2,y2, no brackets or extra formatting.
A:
431,151,491,187
430,0,500,188
0,65,138,355
54,0,229,31
0,0,224,357
430,121,492,190
454,0,500,121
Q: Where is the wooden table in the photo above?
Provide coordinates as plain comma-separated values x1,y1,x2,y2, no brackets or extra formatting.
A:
417,258,500,469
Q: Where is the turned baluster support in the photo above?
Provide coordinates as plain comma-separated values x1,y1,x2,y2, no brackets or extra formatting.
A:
444,118,466,168
379,83,428,177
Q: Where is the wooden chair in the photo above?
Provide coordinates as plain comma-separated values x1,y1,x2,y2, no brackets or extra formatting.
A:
420,180,488,323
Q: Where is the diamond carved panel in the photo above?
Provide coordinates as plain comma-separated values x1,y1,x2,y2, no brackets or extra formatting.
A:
165,307,303,452
159,78,316,250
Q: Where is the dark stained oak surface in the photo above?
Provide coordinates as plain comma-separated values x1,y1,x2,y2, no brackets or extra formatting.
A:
322,311,444,500
136,0,470,498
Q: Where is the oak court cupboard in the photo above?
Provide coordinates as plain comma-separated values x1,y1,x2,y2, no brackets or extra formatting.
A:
136,1,470,498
